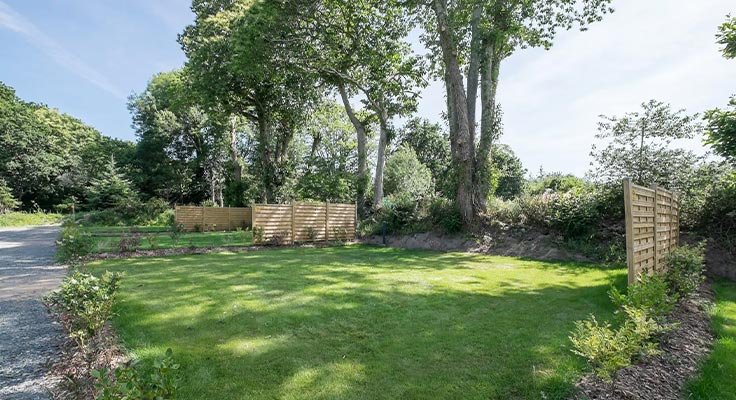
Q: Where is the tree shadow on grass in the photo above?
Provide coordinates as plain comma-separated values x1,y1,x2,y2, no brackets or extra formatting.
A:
93,246,626,400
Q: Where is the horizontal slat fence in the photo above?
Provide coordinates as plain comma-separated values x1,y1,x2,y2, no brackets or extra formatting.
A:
175,206,252,232
623,178,680,284
253,202,356,244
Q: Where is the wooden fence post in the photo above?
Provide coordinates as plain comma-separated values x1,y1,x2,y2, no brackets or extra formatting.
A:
291,202,296,244
652,184,659,272
623,178,636,285
252,205,258,244
325,202,330,242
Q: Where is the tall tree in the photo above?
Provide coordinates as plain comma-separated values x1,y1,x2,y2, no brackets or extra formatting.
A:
180,0,322,203
589,100,703,191
417,0,612,225
704,15,736,163
281,0,426,211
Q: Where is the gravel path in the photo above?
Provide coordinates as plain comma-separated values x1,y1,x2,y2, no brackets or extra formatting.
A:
0,226,65,399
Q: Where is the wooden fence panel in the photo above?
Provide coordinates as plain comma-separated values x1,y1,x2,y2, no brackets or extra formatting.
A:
623,178,680,284
252,202,356,244
175,206,252,232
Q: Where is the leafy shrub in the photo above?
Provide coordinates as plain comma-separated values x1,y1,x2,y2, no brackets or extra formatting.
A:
56,224,95,263
665,243,706,298
378,193,427,234
609,273,678,323
45,271,122,347
146,235,159,249
306,226,317,242
193,224,202,233
117,234,141,253
201,199,217,208
142,198,170,220
93,348,178,400
270,230,290,246
428,197,462,233
384,145,435,199
525,173,587,196
169,222,184,245
253,226,265,244
570,307,669,381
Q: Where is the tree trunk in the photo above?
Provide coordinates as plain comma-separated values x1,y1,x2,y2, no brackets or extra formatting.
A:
474,37,502,211
256,105,274,203
466,4,483,137
372,108,389,209
228,116,242,182
338,82,369,215
431,0,475,226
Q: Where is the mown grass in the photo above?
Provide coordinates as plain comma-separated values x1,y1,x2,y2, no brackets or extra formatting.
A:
90,230,253,252
686,280,736,400
0,211,64,227
87,246,625,399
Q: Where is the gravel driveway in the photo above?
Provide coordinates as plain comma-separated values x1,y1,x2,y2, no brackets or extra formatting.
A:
0,226,65,399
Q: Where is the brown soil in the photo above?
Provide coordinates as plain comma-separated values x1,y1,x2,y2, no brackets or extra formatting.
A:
360,227,591,262
45,315,127,400
574,284,715,400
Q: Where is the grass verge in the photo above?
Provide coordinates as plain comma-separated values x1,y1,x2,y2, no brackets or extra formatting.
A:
0,211,63,227
91,230,253,252
87,245,624,399
686,280,736,400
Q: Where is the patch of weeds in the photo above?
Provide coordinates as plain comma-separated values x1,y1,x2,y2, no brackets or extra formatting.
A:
93,348,179,400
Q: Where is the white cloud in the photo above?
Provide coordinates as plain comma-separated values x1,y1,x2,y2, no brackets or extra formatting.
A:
0,1,124,99
413,0,736,176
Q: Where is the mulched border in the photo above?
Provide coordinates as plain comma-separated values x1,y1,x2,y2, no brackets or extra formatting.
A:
86,241,356,261
574,283,715,400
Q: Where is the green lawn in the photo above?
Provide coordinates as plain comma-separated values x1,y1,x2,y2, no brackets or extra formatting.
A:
91,230,252,252
0,211,63,227
687,280,736,400
87,246,625,399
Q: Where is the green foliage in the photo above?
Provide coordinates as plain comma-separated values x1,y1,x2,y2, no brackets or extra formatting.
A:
87,157,140,214
0,178,19,213
525,172,587,196
45,271,122,347
665,243,706,298
428,197,463,233
56,224,95,263
704,97,736,163
92,348,179,400
492,144,527,200
397,118,452,196
589,100,703,191
376,193,428,234
384,146,434,200
570,307,669,382
609,274,678,323
717,14,736,59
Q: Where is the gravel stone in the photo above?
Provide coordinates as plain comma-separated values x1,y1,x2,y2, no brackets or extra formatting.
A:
0,226,65,399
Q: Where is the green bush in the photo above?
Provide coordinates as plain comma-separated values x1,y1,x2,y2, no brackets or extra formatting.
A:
609,273,678,323
570,307,669,381
56,224,95,263
665,243,706,298
93,348,179,400
0,178,20,213
428,197,462,233
525,173,587,196
378,193,427,234
45,271,122,347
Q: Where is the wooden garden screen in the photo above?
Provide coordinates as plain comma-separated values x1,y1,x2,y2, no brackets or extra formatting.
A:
623,178,680,284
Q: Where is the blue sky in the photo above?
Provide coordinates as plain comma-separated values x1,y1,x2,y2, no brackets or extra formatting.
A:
1,0,735,175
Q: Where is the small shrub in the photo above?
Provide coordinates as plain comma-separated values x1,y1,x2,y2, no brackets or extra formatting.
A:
92,348,179,400
45,271,122,348
117,234,141,253
253,226,265,244
169,222,184,245
379,193,427,234
56,224,95,263
609,273,678,323
428,197,462,233
146,235,159,250
193,224,202,233
305,226,317,242
570,307,669,381
270,230,290,246
201,199,217,208
665,243,706,298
